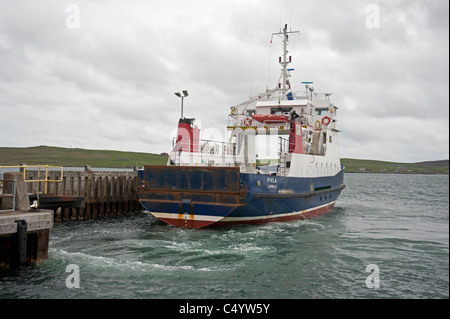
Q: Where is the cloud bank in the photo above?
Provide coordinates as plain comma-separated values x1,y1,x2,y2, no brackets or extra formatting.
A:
0,0,448,162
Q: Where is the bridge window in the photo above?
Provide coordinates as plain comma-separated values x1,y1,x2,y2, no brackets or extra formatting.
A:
315,108,329,116
271,107,292,115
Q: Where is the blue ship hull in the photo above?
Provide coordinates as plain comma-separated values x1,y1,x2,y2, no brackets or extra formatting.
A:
138,166,345,228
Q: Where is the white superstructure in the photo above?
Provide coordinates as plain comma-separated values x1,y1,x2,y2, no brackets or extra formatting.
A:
168,24,342,178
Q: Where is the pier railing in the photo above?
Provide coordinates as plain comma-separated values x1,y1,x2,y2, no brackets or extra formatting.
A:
0,165,63,195
0,165,141,221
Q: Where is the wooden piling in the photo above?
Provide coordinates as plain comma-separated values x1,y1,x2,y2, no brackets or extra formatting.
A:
42,169,142,222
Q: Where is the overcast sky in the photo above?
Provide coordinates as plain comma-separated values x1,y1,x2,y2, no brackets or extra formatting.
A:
0,0,448,163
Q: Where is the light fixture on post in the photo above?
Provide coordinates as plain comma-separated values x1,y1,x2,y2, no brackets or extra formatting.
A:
175,90,189,119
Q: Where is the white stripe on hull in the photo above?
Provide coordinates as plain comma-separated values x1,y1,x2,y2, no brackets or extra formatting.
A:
221,201,336,222
149,212,224,222
149,201,336,223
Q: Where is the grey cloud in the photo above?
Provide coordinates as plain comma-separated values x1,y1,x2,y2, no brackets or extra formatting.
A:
0,0,447,162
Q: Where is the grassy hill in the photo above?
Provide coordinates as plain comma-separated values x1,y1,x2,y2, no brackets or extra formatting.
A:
0,146,448,174
0,145,168,168
340,158,449,174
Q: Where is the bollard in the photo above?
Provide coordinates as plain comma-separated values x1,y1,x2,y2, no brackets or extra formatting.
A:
15,219,28,266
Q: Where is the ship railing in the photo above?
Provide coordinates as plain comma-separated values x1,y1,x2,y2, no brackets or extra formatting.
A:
244,90,333,102
172,137,236,156
200,140,235,156
227,91,333,126
227,113,248,127
291,91,332,101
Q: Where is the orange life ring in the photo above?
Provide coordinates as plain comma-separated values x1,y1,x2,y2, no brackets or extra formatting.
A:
244,117,252,126
322,116,331,126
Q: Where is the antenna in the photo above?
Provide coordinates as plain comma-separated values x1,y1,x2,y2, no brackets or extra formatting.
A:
272,24,300,97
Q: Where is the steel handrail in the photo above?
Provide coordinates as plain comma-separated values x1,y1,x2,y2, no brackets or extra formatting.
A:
0,165,64,194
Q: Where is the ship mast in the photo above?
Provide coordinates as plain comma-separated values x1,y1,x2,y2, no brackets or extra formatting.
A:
232,24,300,115
272,24,299,97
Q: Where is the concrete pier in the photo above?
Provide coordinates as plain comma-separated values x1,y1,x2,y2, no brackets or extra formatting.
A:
1,173,53,269
0,166,143,269
0,210,53,268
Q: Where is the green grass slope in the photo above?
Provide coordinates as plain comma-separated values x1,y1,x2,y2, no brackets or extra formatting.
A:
0,146,448,174
341,158,449,174
0,146,168,168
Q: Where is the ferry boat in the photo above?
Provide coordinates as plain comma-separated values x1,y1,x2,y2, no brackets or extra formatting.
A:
138,25,345,228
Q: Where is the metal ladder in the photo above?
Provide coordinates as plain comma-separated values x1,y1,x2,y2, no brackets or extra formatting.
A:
310,131,321,155
278,137,289,176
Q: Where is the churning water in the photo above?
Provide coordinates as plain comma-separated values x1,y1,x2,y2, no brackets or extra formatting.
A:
0,173,448,299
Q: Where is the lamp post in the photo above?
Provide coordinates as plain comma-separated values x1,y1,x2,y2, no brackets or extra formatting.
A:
175,90,188,119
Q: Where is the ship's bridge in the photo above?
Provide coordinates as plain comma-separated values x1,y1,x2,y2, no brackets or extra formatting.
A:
254,99,308,116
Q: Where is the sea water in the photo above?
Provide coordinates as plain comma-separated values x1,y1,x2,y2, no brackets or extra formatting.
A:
0,173,448,299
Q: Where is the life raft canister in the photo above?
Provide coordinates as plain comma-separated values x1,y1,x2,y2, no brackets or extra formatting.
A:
322,116,331,126
244,117,252,126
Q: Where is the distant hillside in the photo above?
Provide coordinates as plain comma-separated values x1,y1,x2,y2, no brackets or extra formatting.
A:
341,158,449,174
414,160,449,167
0,145,168,168
0,146,448,174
